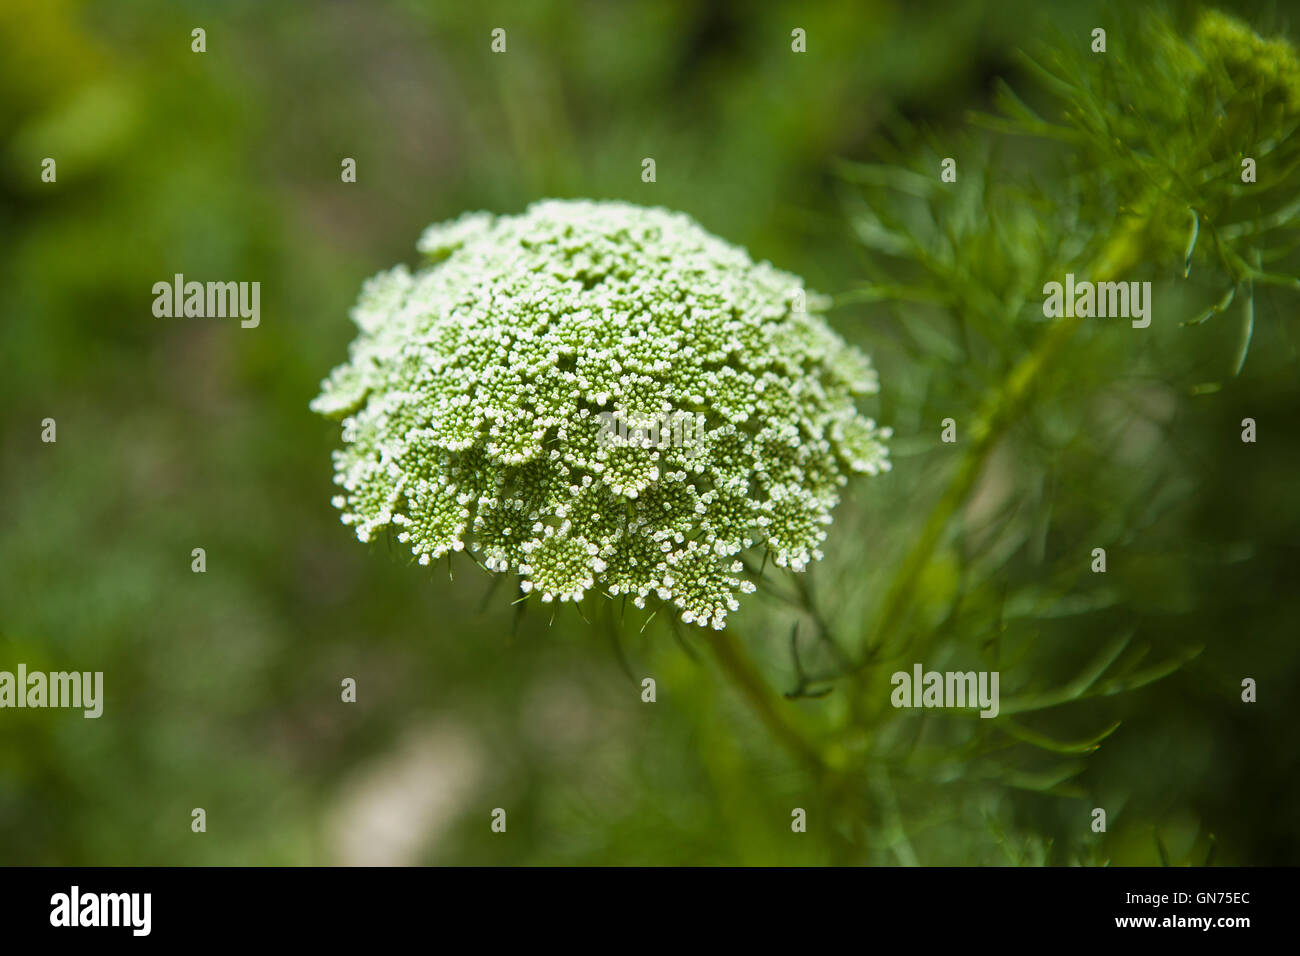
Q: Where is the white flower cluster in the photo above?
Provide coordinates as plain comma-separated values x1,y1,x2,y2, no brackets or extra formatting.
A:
312,199,891,628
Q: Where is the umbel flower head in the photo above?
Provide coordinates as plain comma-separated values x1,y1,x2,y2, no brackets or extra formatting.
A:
312,199,890,628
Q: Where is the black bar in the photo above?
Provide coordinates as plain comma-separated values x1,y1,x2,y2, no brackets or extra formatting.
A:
0,865,1273,942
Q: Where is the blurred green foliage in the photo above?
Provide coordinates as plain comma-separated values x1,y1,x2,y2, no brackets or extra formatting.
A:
1,0,1297,865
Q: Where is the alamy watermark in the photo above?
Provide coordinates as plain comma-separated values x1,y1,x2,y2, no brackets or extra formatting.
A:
152,273,260,328
0,664,103,718
50,886,150,936
596,409,704,457
1042,273,1151,328
891,663,1000,718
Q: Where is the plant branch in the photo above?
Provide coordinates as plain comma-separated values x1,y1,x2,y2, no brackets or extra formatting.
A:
858,221,1147,664
701,626,832,774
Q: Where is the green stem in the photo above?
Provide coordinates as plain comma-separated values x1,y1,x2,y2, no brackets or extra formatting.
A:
702,626,832,774
696,220,1149,858
859,222,1147,663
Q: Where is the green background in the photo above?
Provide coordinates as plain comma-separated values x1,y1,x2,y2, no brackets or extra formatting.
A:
1,0,1296,865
